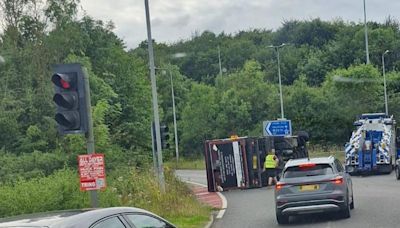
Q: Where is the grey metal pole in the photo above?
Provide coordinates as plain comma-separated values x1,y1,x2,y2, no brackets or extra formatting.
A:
268,44,286,119
151,122,159,177
382,50,389,115
218,45,222,76
169,70,179,165
144,0,165,193
364,0,370,64
82,67,98,208
277,48,284,119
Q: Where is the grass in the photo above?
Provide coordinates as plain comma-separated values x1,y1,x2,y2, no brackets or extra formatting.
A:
165,158,206,170
0,167,212,228
104,167,212,228
308,145,345,163
169,214,211,228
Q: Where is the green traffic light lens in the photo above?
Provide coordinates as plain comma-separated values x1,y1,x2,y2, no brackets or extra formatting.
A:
53,93,78,109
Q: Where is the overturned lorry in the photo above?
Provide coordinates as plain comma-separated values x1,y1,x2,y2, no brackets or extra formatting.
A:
204,133,309,192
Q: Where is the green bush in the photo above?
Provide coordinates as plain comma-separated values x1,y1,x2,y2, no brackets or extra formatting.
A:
102,167,210,220
0,167,210,227
0,169,88,217
0,151,68,184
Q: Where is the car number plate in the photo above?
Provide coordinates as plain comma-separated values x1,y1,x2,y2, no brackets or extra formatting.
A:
299,184,319,191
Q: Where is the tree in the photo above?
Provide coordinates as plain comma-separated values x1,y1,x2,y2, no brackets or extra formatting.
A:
322,64,382,142
180,83,217,155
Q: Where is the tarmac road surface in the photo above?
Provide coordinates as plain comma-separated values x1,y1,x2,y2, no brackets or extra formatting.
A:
176,170,400,228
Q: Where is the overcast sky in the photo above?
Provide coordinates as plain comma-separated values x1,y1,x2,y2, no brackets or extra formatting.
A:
80,0,400,49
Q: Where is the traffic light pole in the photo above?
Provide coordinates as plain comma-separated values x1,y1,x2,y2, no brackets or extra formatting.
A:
151,122,159,178
82,67,98,208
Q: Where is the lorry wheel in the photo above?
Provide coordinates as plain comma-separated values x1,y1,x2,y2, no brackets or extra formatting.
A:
386,164,393,174
276,213,289,224
396,166,400,180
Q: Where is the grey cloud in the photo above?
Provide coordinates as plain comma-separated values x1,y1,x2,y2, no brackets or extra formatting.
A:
152,17,163,27
170,14,191,27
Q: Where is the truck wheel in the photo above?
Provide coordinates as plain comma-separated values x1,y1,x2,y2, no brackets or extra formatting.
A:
396,166,400,180
276,213,289,224
379,164,392,174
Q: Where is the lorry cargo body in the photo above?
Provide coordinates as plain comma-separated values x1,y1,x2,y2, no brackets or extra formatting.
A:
204,135,308,192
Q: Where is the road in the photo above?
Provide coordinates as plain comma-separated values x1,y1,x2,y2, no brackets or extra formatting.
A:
175,170,208,186
176,170,400,228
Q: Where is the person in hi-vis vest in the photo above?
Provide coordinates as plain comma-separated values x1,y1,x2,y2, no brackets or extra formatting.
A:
264,149,279,186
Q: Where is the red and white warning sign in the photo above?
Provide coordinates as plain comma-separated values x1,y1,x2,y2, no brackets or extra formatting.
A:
78,153,106,191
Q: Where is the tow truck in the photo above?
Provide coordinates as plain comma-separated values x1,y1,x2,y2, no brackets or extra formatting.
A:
345,113,395,175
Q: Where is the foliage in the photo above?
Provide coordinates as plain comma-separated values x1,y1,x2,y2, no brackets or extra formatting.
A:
3,2,400,226
0,168,211,228
1,0,400,177
0,169,87,217
180,83,217,154
165,158,206,170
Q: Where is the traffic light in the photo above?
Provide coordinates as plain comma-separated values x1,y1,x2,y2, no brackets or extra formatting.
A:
160,124,170,149
51,64,88,135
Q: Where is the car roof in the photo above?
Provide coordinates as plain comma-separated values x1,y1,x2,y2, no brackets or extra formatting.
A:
285,156,335,168
0,207,153,228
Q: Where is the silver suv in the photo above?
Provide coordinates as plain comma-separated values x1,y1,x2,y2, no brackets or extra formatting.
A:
275,156,354,224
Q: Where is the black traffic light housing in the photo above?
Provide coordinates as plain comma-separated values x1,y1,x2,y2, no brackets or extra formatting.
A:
51,64,88,135
160,124,170,149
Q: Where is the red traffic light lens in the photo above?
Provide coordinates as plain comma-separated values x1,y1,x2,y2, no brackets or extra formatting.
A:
51,73,76,89
60,79,70,89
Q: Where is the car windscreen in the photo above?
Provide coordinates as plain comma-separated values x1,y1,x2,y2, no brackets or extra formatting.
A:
283,164,334,178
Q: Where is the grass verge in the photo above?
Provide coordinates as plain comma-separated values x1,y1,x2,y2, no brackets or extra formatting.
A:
165,158,206,170
308,145,344,163
0,167,211,228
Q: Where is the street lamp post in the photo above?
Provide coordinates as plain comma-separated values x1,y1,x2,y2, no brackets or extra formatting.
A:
144,0,165,193
364,0,370,64
168,69,179,165
269,43,287,119
218,45,222,76
382,50,390,115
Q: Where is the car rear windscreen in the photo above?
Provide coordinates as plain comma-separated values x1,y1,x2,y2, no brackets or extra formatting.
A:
283,164,334,178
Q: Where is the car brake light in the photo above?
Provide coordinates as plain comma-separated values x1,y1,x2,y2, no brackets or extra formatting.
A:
299,163,316,169
331,176,343,185
275,182,285,190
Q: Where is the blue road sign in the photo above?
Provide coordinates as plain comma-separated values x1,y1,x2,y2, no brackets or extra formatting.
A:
263,120,292,136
